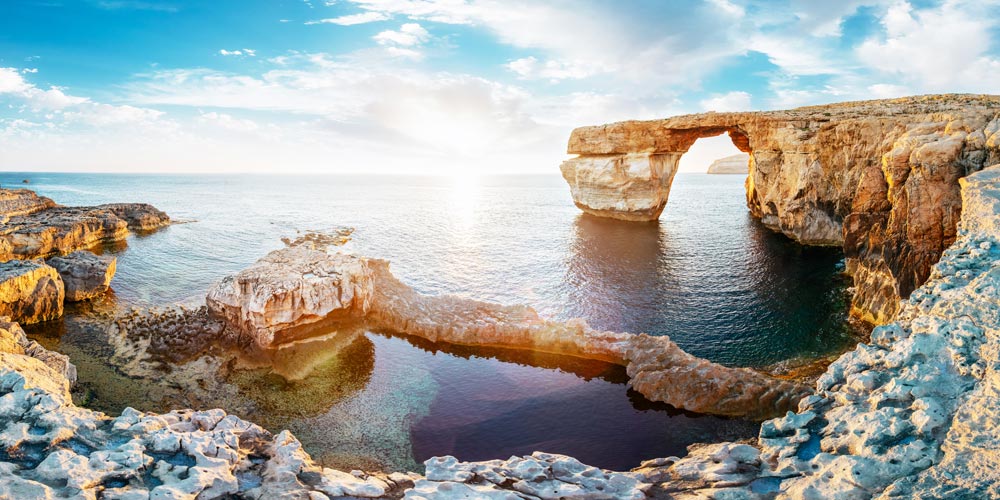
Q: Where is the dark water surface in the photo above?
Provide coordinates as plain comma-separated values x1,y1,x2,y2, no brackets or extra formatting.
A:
3,172,858,471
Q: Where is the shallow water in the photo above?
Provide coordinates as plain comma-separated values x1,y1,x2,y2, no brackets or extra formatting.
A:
5,171,859,471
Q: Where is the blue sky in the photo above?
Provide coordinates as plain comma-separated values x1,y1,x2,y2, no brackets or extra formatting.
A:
2,0,999,173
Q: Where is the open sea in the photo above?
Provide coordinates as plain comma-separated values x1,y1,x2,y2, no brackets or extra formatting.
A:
1,171,859,472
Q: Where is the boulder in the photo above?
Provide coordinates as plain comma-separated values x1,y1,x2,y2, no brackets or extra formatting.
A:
0,260,64,324
47,251,117,301
206,245,375,347
0,316,76,388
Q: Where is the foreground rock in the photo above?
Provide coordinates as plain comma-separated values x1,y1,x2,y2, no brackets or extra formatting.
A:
0,316,76,387
208,244,809,419
0,317,643,499
630,164,1000,498
706,153,749,174
0,188,170,260
47,251,117,301
562,94,1000,324
0,259,64,324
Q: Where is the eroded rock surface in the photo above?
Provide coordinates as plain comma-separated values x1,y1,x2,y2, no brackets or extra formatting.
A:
47,251,117,302
0,188,55,221
0,316,75,391
563,94,1000,324
208,245,809,419
0,188,170,260
0,259,64,324
631,164,1000,498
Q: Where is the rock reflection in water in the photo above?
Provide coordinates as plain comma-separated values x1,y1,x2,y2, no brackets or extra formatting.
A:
565,201,859,367
226,326,374,418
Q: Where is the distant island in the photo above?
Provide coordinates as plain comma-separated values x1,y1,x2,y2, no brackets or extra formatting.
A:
706,153,749,174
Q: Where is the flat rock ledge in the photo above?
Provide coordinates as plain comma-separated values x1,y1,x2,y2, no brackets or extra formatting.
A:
0,188,170,260
207,244,808,420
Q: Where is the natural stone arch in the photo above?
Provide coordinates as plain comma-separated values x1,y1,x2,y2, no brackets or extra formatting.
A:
560,95,1000,324
559,126,751,222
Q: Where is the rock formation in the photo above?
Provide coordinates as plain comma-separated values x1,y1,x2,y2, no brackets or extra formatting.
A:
207,244,809,419
561,94,1000,324
0,316,76,386
0,260,64,324
0,188,55,221
706,153,749,174
626,164,1000,498
0,188,170,260
47,251,117,301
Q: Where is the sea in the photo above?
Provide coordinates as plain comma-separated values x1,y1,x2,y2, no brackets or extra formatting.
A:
1,171,860,472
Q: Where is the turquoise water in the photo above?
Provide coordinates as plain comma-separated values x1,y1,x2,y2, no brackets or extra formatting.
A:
4,171,859,471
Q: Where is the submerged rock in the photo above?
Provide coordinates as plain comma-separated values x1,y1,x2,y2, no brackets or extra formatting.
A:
207,245,809,419
47,251,117,302
563,94,1000,324
0,259,64,324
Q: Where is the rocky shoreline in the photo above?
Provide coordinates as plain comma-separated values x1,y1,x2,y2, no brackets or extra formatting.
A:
3,164,997,498
4,107,1000,497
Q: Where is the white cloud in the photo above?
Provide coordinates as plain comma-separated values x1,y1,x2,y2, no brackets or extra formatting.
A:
22,68,38,74
0,68,31,93
62,103,164,126
343,0,747,86
699,91,752,112
373,23,429,46
504,56,593,81
219,49,256,57
198,111,259,132
856,0,1000,92
306,11,390,25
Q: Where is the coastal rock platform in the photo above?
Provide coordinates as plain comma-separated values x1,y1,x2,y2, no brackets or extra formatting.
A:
0,188,170,261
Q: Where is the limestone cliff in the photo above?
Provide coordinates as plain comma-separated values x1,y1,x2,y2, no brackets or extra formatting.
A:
707,153,749,174
561,94,1000,324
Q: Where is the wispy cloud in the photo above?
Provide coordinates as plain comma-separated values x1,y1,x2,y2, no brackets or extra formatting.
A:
306,11,390,25
219,49,257,57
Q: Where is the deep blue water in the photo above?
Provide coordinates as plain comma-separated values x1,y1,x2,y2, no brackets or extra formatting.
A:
4,171,857,471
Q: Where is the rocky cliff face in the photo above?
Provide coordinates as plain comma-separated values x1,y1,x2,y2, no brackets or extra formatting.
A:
561,94,1000,324
0,260,64,324
707,153,749,174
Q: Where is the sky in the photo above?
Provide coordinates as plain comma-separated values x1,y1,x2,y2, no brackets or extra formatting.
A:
1,0,1000,174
